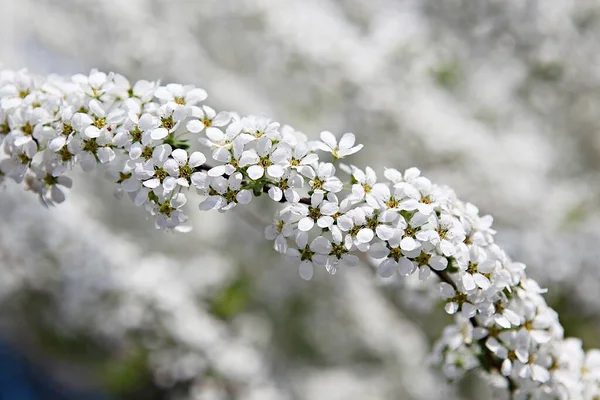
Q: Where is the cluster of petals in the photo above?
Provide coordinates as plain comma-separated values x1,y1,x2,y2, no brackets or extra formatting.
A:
2,69,600,399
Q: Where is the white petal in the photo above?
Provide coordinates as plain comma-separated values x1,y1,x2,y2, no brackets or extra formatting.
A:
188,152,206,167
310,236,332,254
378,259,396,278
186,119,203,133
461,302,477,318
212,111,230,126
369,243,389,259
172,149,188,165
356,228,374,244
418,265,431,280
268,186,283,202
473,273,491,290
338,132,355,149
208,165,227,177
143,178,160,189
531,365,550,383
154,87,174,101
247,165,265,180
199,196,220,210
439,282,456,298
171,193,187,208
89,99,105,117
212,147,231,163
138,114,155,131
501,359,512,376
236,190,252,204
298,217,315,232
206,127,224,142
50,185,66,203
375,225,394,241
398,257,415,276
151,128,169,140
445,303,459,314
400,236,418,251
319,131,337,150
84,126,101,139
239,150,259,167
185,88,208,104
299,261,314,280
49,136,66,152
462,273,476,291
97,147,115,163
504,309,522,326
429,255,448,271
316,216,334,228
163,177,177,191
267,164,285,178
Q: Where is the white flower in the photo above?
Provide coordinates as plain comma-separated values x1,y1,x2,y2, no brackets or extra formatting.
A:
243,136,288,180
265,212,294,254
186,105,230,135
438,282,478,319
313,131,363,159
199,172,252,212
347,165,379,205
135,144,172,191
0,140,37,182
72,69,112,98
285,232,331,280
115,113,158,149
297,192,339,232
155,192,189,231
486,330,530,378
109,74,156,102
241,115,280,140
416,213,465,256
267,171,304,203
163,149,206,190
207,137,246,177
201,118,248,152
369,237,412,278
154,83,207,106
286,140,319,177
322,225,359,274
454,246,497,292
30,167,73,205
304,162,343,194
152,102,188,140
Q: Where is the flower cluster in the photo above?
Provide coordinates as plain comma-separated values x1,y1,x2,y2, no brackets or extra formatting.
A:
1,68,599,399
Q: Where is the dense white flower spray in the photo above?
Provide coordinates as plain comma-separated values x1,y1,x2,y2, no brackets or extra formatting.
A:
1,68,599,399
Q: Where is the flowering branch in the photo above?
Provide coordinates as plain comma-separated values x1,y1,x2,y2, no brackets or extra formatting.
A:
1,69,599,399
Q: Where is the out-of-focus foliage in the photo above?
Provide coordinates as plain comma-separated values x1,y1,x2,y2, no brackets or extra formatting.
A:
1,0,600,399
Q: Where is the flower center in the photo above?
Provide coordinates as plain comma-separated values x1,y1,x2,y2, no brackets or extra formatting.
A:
308,207,322,221
83,138,99,154
179,165,192,180
42,173,58,186
161,115,175,130
415,251,431,266
62,124,73,137
300,245,315,261
131,126,142,142
93,117,106,129
389,247,402,261
159,202,174,217
117,172,132,184
154,166,168,182
22,122,34,136
142,147,154,160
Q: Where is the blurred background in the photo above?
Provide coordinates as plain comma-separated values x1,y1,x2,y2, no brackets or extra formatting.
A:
1,0,600,399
